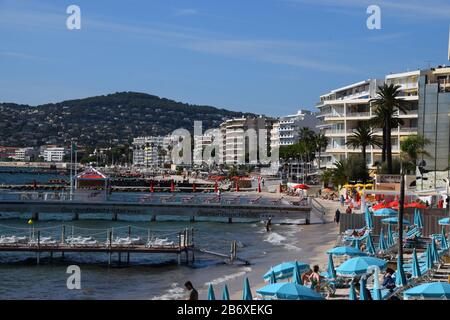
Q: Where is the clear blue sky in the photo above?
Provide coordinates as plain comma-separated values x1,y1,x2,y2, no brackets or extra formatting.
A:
0,0,449,116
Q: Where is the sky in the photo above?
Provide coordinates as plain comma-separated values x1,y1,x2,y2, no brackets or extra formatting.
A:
0,0,449,116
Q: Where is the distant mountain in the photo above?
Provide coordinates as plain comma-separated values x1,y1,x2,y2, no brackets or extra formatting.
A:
0,92,257,148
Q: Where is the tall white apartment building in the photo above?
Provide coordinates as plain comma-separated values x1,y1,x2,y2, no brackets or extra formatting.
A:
132,136,167,167
316,71,426,168
42,147,65,162
218,117,274,165
193,132,216,166
278,110,318,146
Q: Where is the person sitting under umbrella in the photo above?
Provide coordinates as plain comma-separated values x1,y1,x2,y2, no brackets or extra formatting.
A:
382,268,396,291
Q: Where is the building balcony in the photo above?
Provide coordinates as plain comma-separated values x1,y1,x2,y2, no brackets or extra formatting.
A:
345,112,371,118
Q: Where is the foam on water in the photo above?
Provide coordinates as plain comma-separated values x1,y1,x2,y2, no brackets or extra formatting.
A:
206,267,252,286
263,232,286,245
151,282,186,300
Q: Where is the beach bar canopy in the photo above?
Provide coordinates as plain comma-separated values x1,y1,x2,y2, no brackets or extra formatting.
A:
439,217,450,226
74,167,109,190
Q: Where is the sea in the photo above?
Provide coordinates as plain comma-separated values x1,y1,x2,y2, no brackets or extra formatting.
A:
0,168,321,300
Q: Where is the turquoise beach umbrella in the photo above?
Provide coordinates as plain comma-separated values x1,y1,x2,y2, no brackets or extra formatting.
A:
207,283,216,300
359,276,368,301
404,282,450,299
395,254,407,287
222,284,230,300
431,239,440,263
441,232,449,250
269,269,277,284
365,234,376,255
438,217,450,225
411,248,421,278
387,224,394,247
381,217,410,225
349,281,357,300
353,238,361,249
263,261,310,281
242,277,253,300
425,244,433,270
293,261,302,284
372,272,382,300
336,256,387,277
365,207,373,229
414,209,424,228
256,282,324,300
378,228,387,252
327,254,336,280
373,208,397,217
326,246,366,257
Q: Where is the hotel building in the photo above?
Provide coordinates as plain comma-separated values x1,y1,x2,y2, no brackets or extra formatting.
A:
316,70,425,169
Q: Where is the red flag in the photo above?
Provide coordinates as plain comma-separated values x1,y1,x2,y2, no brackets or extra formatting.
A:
192,183,196,193
150,181,154,193
257,177,261,193
214,181,218,193
235,180,239,192
170,180,175,192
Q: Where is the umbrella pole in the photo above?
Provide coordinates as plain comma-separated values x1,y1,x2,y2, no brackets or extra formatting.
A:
398,163,405,265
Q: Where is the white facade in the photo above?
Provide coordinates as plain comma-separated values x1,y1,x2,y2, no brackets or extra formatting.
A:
278,110,318,146
132,136,168,167
316,74,421,169
43,147,65,162
13,147,35,161
218,117,274,165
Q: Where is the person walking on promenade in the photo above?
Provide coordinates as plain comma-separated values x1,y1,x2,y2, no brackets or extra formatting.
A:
334,208,341,224
184,281,198,300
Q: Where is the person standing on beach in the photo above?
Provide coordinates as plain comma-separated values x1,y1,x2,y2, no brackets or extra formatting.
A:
265,218,272,232
334,209,340,224
309,265,321,292
184,281,198,300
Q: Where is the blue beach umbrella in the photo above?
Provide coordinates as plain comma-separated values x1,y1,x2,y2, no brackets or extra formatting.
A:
242,277,253,300
222,284,230,300
256,282,324,300
336,256,387,277
353,238,361,249
327,254,336,280
404,282,450,300
441,231,449,250
431,239,440,263
359,276,368,301
425,244,433,270
381,217,410,225
372,271,382,300
269,269,277,284
349,281,357,300
387,224,394,247
438,217,450,226
373,208,397,217
207,283,216,300
293,261,302,284
365,207,373,229
378,227,387,252
395,254,407,287
414,209,424,228
263,261,310,281
411,248,421,279
365,234,376,255
327,246,366,257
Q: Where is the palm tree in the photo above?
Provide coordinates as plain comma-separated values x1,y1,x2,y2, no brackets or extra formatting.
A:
370,84,410,173
400,134,431,174
331,160,348,188
346,123,382,166
315,134,328,170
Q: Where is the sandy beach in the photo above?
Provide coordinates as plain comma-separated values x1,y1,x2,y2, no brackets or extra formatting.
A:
196,198,341,300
